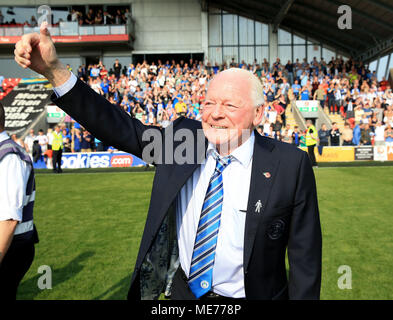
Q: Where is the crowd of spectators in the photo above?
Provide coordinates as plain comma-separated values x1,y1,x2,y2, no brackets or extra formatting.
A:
8,54,393,160
66,7,132,26
67,55,393,150
0,9,53,27
0,6,131,27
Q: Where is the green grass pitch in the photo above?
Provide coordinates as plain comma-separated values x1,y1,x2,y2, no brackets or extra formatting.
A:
16,166,393,299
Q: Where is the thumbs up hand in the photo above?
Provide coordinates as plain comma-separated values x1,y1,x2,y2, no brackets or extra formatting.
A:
14,22,69,87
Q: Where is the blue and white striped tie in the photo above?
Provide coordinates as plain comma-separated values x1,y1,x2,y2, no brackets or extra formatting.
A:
188,153,232,298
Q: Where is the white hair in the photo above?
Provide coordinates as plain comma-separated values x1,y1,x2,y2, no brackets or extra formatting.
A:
215,68,265,107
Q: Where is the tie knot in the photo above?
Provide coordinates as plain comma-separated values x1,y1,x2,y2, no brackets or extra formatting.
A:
213,152,232,173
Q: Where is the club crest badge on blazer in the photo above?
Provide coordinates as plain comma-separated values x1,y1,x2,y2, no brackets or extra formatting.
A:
267,219,286,240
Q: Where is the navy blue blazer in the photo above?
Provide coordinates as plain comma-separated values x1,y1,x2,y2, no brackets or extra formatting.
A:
52,79,322,300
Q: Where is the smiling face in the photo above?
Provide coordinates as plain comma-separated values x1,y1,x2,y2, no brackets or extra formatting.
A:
201,69,264,155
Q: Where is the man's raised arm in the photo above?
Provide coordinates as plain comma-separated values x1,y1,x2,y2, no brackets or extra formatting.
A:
14,22,159,159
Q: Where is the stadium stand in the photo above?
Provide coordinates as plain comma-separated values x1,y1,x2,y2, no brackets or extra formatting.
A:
3,52,393,160
41,55,390,152
2,0,393,165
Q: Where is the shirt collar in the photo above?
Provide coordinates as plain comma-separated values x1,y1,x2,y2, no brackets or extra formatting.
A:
206,131,255,168
0,130,9,143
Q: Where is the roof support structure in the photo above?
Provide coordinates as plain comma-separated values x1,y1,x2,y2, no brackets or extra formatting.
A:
209,0,272,24
292,1,382,44
284,14,369,49
209,0,393,62
283,23,355,56
362,0,393,15
325,0,393,33
356,36,393,63
384,53,391,79
211,0,277,21
201,0,208,12
272,0,296,33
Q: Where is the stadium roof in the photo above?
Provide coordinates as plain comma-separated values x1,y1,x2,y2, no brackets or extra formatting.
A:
206,0,393,62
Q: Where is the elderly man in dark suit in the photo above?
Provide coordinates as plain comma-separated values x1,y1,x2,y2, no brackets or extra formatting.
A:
14,23,322,300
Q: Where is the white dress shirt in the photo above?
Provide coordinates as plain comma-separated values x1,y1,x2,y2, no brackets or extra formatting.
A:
37,134,49,153
52,71,77,98
53,73,254,298
0,131,30,222
176,133,254,298
23,134,36,154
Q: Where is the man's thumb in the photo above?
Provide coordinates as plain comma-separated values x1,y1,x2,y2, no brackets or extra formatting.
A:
40,21,52,41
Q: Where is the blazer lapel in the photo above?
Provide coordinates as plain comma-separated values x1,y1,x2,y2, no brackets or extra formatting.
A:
243,132,280,272
165,134,208,208
149,134,208,238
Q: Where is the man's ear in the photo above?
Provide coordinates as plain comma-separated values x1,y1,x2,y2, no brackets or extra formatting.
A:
253,105,264,127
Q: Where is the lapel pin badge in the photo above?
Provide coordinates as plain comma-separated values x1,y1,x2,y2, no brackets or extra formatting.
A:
263,172,271,178
255,200,262,213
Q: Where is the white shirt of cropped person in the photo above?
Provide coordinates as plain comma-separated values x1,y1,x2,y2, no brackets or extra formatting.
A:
374,124,386,142
263,121,271,135
47,130,54,146
268,109,277,124
53,72,253,298
0,131,32,223
128,79,138,94
24,134,36,154
37,133,49,153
